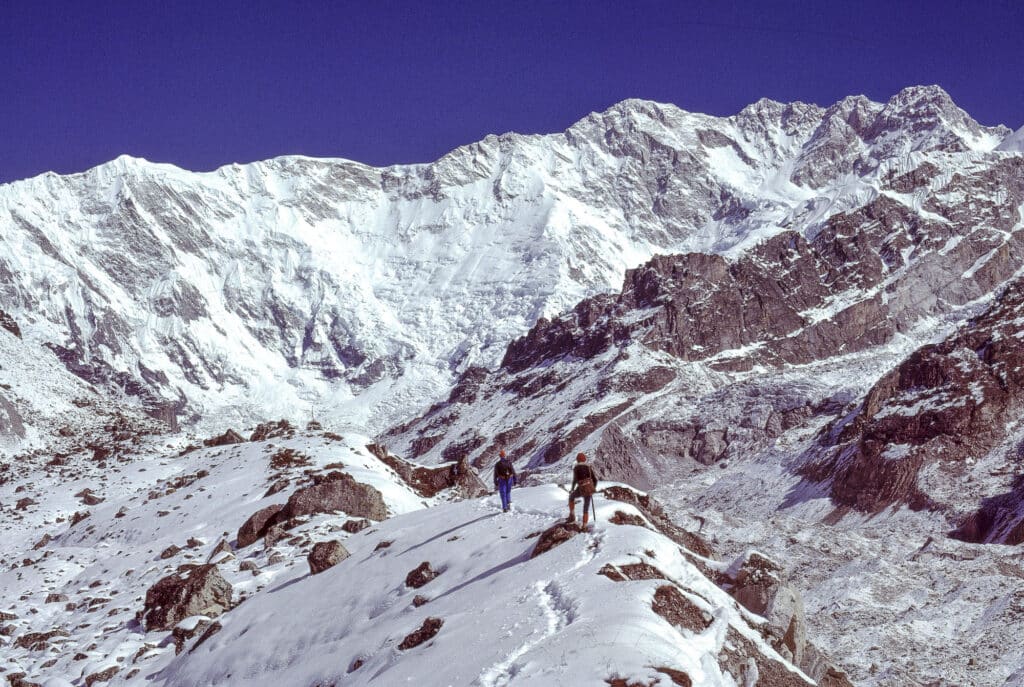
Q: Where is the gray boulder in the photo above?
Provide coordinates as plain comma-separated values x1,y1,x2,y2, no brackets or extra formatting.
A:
141,564,233,632
281,471,387,521
308,540,350,574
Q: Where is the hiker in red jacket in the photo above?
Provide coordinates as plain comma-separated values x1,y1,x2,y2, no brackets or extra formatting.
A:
568,452,598,526
493,449,517,512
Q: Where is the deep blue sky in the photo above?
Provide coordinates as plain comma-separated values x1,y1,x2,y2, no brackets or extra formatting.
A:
2,1,1023,184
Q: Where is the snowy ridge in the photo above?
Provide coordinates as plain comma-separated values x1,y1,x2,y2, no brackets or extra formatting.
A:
0,429,832,686
0,85,1015,439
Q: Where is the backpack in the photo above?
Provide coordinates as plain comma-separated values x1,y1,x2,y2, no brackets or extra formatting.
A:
496,458,514,479
578,465,595,496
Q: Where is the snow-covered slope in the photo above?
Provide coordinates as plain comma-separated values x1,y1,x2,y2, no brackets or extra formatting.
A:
0,428,845,686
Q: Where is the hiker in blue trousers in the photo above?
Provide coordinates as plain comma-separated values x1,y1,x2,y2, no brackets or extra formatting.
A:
493,449,517,512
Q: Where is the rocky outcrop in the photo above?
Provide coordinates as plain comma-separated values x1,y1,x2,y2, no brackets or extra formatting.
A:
804,277,1024,513
308,540,350,574
951,477,1024,545
0,309,21,338
249,419,293,442
203,429,246,447
141,564,233,632
367,445,488,498
602,486,712,559
530,522,584,558
388,158,1024,475
724,550,852,686
726,552,807,667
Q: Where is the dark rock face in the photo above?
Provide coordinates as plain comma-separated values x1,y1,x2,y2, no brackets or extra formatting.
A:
805,277,1024,514
141,564,233,632
651,585,712,633
0,309,21,338
236,504,285,549
389,163,1024,475
951,477,1024,545
398,617,443,650
405,561,440,589
308,540,350,574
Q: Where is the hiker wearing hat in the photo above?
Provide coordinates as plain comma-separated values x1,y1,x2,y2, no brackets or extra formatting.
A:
568,452,599,526
493,449,517,512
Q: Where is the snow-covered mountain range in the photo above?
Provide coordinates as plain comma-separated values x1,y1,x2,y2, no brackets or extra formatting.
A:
3,85,1024,685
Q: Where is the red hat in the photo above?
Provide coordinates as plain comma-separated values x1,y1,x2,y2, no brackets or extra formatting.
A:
576,452,587,462
499,450,506,457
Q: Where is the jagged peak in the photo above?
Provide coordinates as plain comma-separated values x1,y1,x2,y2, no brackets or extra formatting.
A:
997,125,1024,152
887,84,957,109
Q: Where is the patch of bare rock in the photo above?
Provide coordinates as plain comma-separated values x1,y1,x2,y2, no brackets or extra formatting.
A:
398,616,443,650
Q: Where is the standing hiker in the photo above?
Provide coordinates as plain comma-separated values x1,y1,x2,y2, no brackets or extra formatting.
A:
568,452,599,526
493,450,517,512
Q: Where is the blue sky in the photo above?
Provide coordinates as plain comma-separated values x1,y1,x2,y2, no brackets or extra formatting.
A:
2,0,1022,183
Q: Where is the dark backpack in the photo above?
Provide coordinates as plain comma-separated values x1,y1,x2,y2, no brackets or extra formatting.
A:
496,458,514,479
576,464,596,496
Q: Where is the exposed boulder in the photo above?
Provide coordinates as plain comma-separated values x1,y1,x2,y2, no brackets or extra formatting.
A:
84,665,118,686
207,539,233,561
405,561,440,589
398,617,443,650
530,522,584,558
236,504,285,549
159,545,182,560
172,617,212,654
308,540,350,574
141,564,233,632
280,471,387,521
342,518,371,533
203,429,246,447
263,477,290,497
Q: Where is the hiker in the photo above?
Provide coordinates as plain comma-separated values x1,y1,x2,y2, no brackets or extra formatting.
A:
568,452,599,526
493,449,517,512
